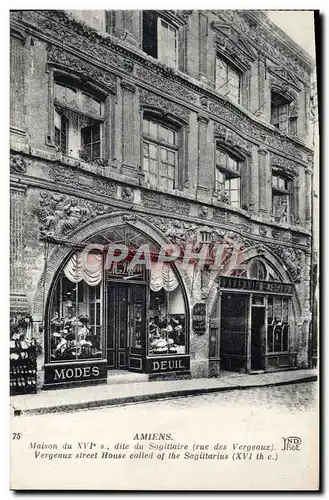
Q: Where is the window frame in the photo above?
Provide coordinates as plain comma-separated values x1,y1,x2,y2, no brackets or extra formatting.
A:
215,146,242,208
215,55,242,105
142,116,179,191
272,172,291,223
50,70,108,163
267,296,290,354
157,17,179,69
270,90,298,136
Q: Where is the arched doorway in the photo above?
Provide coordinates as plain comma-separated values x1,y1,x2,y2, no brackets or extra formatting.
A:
209,254,297,375
43,221,190,387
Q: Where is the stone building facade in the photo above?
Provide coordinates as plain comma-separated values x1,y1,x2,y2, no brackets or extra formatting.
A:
10,10,315,389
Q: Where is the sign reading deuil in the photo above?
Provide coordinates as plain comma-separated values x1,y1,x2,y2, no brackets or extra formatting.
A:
147,356,190,373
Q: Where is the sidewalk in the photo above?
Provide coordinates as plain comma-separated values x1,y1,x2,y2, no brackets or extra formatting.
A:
10,369,317,416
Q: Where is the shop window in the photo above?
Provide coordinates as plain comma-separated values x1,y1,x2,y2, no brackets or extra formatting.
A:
142,11,179,69
149,265,186,356
215,148,241,207
271,91,298,135
249,260,267,281
267,297,289,353
49,253,103,362
143,117,178,190
215,56,241,105
272,173,290,223
53,74,104,161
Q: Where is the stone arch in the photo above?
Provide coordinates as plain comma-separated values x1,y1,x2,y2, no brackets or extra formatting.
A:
207,245,302,321
33,210,191,321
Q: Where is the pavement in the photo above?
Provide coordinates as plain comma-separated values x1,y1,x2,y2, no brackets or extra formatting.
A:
10,368,317,417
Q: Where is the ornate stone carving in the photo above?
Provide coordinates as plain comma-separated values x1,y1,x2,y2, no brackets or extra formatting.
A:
221,10,310,82
136,68,196,105
50,165,117,198
268,65,302,92
271,245,303,283
145,215,198,246
47,45,117,93
214,123,252,157
209,100,308,161
213,26,256,71
141,191,190,215
270,154,299,179
272,229,291,242
259,226,267,237
139,89,190,123
198,205,209,219
121,186,134,201
33,191,114,238
10,154,27,174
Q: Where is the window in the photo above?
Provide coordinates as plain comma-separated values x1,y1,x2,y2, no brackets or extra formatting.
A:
249,260,267,281
215,148,241,207
53,74,104,161
49,274,103,363
142,11,179,69
267,297,289,353
149,267,187,356
272,174,290,223
143,117,178,190
216,57,241,105
271,91,298,135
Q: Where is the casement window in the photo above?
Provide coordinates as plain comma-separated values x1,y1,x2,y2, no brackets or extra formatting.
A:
53,74,104,161
267,296,289,353
215,148,241,207
215,56,241,105
271,91,298,136
143,117,178,190
272,173,290,223
142,11,180,69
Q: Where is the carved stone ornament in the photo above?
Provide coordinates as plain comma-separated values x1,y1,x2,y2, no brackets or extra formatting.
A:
139,89,190,124
10,154,27,174
214,123,252,157
267,64,302,92
47,45,117,93
141,191,190,215
213,29,256,71
198,205,209,219
270,154,299,179
259,226,267,237
34,191,115,238
136,68,196,105
121,186,134,201
50,165,117,198
221,11,311,83
271,244,303,283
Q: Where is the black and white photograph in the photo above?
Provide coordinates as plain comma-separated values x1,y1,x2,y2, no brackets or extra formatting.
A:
9,6,319,491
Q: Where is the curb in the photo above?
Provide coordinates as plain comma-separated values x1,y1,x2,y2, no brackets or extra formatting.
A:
13,374,317,417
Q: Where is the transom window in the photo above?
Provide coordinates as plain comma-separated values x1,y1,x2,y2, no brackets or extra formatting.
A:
215,57,241,105
215,148,241,207
143,118,178,190
54,74,104,161
272,173,290,223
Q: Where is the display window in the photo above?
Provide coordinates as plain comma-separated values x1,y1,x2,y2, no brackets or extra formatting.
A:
148,264,187,356
267,296,289,353
49,252,103,362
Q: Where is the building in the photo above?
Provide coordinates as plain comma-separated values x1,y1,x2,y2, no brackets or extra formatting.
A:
10,10,315,390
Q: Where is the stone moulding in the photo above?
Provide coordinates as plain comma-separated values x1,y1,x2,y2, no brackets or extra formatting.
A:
141,191,190,215
270,154,300,179
214,123,252,157
47,45,117,94
139,89,190,124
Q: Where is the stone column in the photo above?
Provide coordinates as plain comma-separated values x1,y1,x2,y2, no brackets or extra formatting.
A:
10,28,26,134
305,167,312,223
10,181,30,315
249,145,259,214
258,147,270,215
121,81,139,174
197,116,213,201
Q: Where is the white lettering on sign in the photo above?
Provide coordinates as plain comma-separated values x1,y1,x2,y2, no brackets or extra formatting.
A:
53,366,100,381
152,359,185,372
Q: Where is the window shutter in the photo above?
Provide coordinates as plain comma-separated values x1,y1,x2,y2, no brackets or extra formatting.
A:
105,11,115,34
241,70,249,110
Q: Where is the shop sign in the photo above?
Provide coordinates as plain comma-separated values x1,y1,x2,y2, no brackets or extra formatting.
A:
44,361,107,385
192,303,207,335
147,356,190,373
219,276,293,295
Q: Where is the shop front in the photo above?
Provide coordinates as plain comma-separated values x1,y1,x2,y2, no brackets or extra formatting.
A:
43,225,190,388
210,259,297,374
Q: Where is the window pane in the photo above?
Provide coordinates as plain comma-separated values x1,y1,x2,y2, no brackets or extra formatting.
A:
143,119,149,135
82,92,102,116
160,148,168,162
149,121,158,139
159,125,168,143
167,129,175,145
143,142,149,157
216,58,227,91
92,125,100,143
55,82,77,108
149,143,158,159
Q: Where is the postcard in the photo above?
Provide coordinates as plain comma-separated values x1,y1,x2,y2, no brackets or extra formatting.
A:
9,8,319,491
